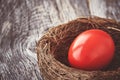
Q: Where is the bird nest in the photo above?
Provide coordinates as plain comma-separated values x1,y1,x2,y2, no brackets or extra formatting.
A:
36,17,120,80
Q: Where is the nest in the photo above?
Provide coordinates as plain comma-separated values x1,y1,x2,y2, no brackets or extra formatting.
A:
37,17,120,80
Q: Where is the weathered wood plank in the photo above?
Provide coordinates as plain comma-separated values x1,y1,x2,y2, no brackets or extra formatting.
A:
0,0,120,80
89,0,120,21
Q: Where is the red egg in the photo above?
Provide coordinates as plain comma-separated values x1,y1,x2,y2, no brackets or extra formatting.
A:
68,29,115,70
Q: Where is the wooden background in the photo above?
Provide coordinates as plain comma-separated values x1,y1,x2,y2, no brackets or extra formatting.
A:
0,0,120,80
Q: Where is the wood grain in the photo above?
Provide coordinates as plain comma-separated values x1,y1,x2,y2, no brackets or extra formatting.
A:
0,0,120,80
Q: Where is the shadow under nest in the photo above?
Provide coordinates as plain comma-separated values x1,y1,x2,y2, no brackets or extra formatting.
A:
37,17,120,80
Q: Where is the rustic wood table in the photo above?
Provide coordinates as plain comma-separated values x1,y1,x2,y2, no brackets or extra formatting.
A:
0,0,120,80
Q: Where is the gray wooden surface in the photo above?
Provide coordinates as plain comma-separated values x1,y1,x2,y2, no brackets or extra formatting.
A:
0,0,120,80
